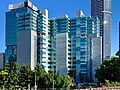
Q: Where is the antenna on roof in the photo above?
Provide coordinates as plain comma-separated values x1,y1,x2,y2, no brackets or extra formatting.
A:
76,10,85,18
24,0,29,2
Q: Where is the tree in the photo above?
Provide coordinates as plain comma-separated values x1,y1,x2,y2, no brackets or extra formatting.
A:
0,71,8,89
19,64,34,88
54,73,62,88
62,75,73,88
4,63,11,73
4,62,19,90
116,50,120,57
10,62,19,89
95,57,120,83
44,71,54,88
0,63,73,89
35,63,45,88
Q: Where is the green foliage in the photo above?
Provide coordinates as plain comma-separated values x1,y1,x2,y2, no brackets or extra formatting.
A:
95,56,120,83
19,64,34,87
54,74,62,88
4,63,11,73
116,50,120,57
0,71,8,89
62,75,73,88
0,62,19,89
0,63,73,89
43,71,53,87
104,80,120,87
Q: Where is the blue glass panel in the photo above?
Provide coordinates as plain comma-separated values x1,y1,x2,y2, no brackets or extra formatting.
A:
76,60,80,64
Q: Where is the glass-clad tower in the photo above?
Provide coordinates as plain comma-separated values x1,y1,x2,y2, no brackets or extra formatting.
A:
73,11,101,83
91,0,111,60
50,11,102,83
5,0,51,70
6,0,39,69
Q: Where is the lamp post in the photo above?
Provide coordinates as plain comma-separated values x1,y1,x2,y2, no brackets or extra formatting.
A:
35,68,37,90
53,75,54,90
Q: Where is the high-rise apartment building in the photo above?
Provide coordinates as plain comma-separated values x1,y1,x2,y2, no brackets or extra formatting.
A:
5,0,51,70
50,11,102,83
91,0,111,60
70,11,102,83
5,0,102,83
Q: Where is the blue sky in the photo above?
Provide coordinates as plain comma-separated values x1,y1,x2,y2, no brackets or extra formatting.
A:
0,0,119,56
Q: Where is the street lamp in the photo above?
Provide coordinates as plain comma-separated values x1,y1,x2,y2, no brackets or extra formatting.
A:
35,68,37,90
53,75,54,90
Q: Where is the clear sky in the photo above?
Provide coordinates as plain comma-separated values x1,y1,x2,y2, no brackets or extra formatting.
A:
0,0,119,56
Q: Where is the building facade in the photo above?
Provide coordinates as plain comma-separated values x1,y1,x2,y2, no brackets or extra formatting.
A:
119,22,120,51
5,0,51,70
0,53,5,71
5,0,102,83
51,11,102,83
70,11,102,83
55,15,71,75
91,0,111,60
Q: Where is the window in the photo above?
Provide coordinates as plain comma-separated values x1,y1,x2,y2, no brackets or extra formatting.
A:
76,60,80,64
80,64,87,68
80,38,86,42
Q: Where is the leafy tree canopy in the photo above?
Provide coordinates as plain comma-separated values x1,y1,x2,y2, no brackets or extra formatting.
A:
95,56,120,83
